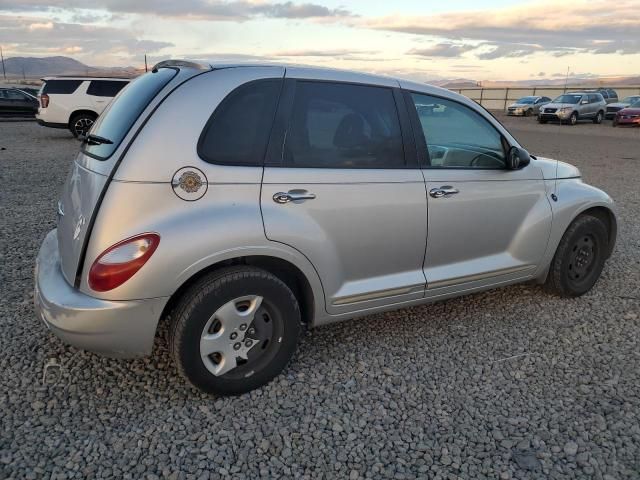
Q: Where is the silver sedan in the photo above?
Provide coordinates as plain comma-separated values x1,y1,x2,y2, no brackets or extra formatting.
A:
507,96,552,116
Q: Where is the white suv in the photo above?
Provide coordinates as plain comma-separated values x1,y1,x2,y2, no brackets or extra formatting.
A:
36,77,130,137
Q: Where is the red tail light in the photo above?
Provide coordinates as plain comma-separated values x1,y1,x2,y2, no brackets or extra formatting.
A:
40,93,49,108
88,233,160,292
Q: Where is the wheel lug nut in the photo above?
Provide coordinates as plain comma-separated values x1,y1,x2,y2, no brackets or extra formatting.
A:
230,332,238,340
233,343,241,350
248,328,255,335
239,324,247,331
245,339,253,347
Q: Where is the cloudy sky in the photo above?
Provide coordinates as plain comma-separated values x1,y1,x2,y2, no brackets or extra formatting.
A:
1,0,639,81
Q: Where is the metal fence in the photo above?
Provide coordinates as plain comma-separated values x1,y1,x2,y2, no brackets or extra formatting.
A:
449,86,640,110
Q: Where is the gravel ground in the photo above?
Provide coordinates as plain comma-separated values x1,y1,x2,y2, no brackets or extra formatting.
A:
1,117,639,480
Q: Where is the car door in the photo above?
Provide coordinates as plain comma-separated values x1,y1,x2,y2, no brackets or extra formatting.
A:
261,74,428,315
404,91,552,297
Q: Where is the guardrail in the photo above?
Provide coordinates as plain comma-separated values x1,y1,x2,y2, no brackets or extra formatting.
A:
449,86,640,110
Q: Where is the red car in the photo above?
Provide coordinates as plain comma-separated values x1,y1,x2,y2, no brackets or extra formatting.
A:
613,101,640,126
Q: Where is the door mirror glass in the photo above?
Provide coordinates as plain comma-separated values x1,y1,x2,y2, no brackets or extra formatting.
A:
507,146,530,170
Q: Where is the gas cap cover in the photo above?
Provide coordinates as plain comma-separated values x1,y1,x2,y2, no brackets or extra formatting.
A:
171,167,208,201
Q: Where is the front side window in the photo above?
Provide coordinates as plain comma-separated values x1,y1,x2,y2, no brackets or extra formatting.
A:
283,81,404,168
198,79,282,165
87,80,128,97
411,93,506,168
5,89,28,100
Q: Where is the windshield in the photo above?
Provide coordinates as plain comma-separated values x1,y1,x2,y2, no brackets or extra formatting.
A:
82,68,177,160
622,96,640,104
630,100,640,108
516,97,536,104
553,94,582,104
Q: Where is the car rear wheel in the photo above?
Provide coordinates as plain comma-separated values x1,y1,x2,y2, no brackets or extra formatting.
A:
546,215,609,297
169,266,301,395
69,112,96,138
593,111,604,124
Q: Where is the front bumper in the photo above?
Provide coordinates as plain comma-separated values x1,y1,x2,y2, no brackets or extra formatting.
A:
539,111,572,122
615,116,640,126
34,230,168,358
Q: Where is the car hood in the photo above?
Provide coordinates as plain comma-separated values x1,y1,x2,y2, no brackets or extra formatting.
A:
508,103,532,108
542,102,575,110
619,107,640,115
608,102,630,109
535,157,581,180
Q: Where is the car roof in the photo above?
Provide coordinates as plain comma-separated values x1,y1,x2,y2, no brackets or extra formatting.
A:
41,76,131,81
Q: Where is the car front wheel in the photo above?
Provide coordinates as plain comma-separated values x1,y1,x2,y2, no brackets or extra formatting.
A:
593,111,604,124
567,112,578,125
169,266,301,395
546,215,609,297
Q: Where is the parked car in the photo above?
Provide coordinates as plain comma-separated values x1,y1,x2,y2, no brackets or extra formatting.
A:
0,87,39,116
612,100,640,127
34,61,617,395
586,88,618,104
506,96,551,116
605,95,640,119
538,92,607,125
36,76,130,138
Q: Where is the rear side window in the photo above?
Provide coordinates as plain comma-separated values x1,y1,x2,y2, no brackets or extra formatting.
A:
198,79,282,165
82,68,177,160
283,81,404,168
87,80,128,97
42,80,83,95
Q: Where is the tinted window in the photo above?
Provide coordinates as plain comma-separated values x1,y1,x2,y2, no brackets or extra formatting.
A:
42,80,83,95
284,81,404,168
411,93,506,169
198,79,282,165
5,89,29,100
87,80,128,97
82,68,177,159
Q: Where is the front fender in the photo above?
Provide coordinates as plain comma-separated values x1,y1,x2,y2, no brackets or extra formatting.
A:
535,178,617,280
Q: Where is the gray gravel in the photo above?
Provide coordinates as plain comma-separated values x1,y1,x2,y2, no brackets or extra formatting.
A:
1,117,639,479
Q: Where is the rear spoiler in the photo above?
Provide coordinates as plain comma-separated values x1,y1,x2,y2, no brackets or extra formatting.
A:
151,60,212,71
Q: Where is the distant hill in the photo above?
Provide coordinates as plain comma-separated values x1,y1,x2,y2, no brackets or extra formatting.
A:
2,56,140,78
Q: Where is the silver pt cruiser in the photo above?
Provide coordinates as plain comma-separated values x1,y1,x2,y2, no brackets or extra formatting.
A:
35,61,617,395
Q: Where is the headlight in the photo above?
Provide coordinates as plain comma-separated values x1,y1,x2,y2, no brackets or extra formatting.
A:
560,107,572,112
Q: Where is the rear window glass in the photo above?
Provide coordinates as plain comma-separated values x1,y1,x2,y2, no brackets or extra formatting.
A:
82,68,177,160
87,80,128,97
198,79,282,165
42,80,83,95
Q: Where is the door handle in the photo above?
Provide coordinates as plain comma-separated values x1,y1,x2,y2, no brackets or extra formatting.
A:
273,190,316,204
429,186,459,198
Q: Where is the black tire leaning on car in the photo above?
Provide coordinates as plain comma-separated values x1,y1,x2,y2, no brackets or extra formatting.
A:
169,266,301,395
538,116,547,124
525,108,532,117
69,112,97,138
593,111,604,124
546,215,609,297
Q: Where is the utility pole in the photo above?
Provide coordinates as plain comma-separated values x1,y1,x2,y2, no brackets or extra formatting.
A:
0,45,6,81
144,54,148,72
563,66,570,92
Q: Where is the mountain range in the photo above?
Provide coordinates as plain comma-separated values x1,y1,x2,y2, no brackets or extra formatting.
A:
1,56,639,87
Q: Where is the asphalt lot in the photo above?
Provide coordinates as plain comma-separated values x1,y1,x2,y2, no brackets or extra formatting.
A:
1,115,639,479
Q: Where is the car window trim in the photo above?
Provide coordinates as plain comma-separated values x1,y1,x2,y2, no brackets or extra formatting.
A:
404,89,511,170
268,78,412,170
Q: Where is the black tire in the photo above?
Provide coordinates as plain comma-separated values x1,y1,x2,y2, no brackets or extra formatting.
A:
538,117,547,124
593,111,604,124
525,108,533,117
169,266,301,395
546,215,609,297
612,119,618,127
69,112,96,138
567,112,578,126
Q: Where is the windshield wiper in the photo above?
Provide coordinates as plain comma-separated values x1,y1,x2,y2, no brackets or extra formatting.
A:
84,134,113,145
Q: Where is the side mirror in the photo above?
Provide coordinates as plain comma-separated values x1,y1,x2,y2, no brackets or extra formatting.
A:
507,146,531,170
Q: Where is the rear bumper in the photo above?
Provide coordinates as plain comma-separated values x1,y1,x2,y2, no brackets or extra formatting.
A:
34,229,168,358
